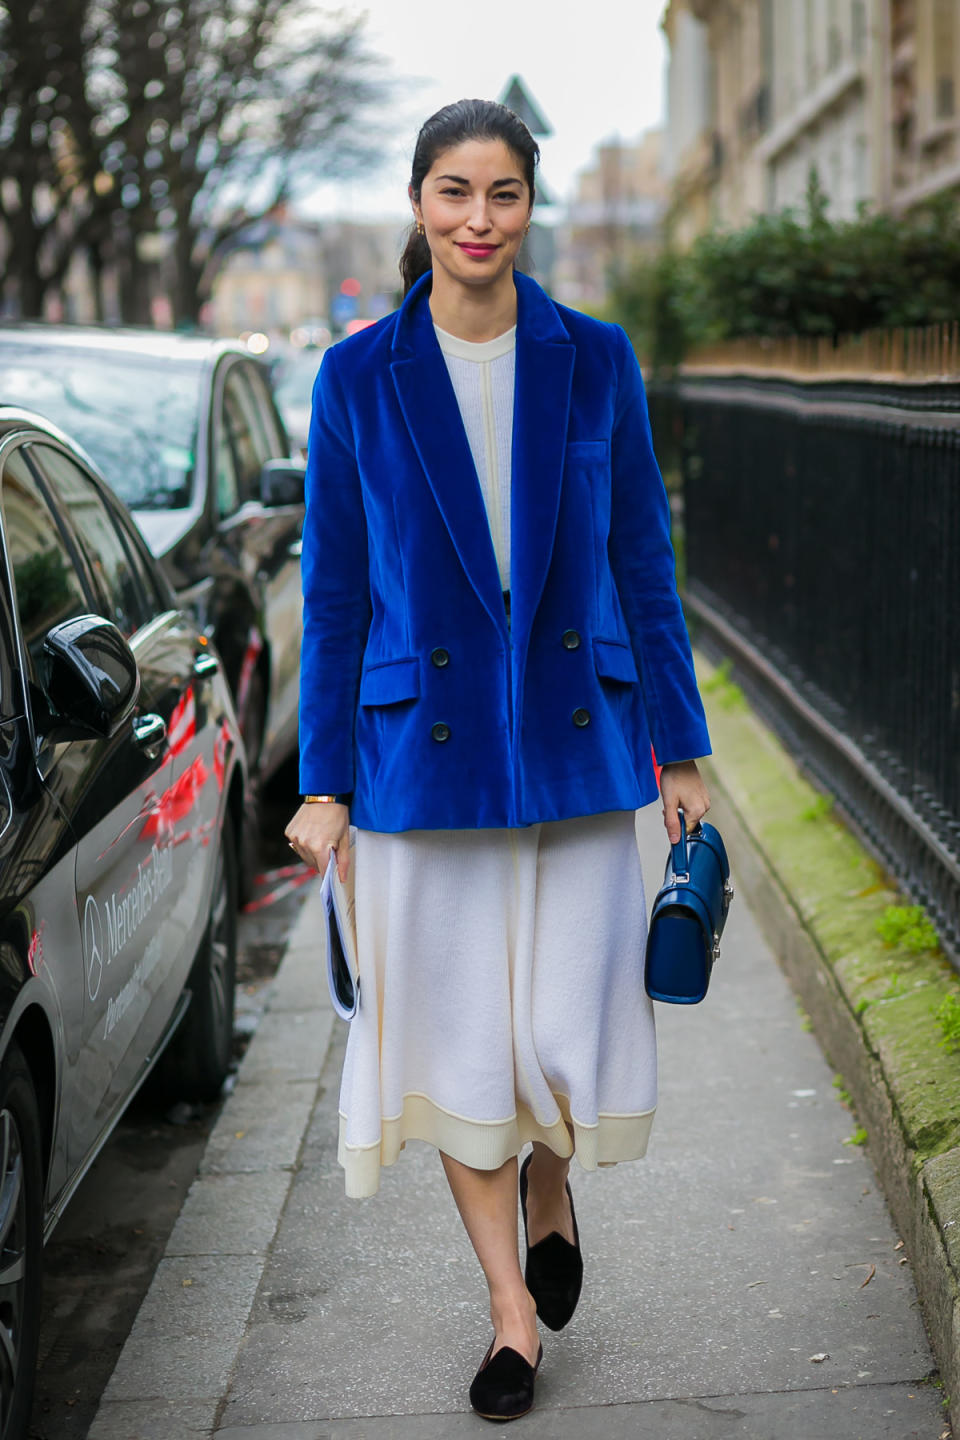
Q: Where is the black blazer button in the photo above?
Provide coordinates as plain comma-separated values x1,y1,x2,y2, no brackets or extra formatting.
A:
562,629,581,650
431,647,450,668
431,721,451,743
572,707,591,728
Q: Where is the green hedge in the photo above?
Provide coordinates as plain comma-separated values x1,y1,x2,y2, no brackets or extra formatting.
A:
610,171,960,373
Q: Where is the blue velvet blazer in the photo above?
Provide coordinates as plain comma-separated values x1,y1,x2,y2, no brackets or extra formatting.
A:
298,269,710,831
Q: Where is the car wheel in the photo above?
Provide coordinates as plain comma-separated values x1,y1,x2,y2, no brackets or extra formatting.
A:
238,670,266,906
163,823,239,1103
0,1042,43,1439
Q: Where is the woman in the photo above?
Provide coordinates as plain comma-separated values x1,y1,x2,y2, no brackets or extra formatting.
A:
285,98,711,1423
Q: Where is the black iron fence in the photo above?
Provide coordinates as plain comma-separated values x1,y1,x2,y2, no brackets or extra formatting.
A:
649,374,960,964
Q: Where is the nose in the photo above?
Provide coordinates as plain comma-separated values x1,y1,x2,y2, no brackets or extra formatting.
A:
466,196,493,234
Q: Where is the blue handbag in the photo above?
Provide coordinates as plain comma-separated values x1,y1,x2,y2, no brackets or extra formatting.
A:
644,808,734,1004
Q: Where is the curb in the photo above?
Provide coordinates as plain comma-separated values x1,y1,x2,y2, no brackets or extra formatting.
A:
696,651,960,1431
87,877,333,1440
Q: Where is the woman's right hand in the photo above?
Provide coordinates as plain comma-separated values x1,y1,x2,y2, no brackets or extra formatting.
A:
284,802,351,881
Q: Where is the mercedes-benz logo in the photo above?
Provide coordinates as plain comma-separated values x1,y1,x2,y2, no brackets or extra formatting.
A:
84,894,104,1003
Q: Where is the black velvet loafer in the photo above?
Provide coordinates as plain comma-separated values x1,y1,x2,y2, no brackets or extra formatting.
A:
519,1151,584,1331
469,1336,543,1421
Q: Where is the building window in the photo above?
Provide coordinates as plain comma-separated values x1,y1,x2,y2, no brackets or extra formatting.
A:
827,0,842,69
934,0,956,119
851,0,866,59
805,0,817,88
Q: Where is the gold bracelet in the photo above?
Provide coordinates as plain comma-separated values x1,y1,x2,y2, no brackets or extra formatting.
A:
302,794,339,803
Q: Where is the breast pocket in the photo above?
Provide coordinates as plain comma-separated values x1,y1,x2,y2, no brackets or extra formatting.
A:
566,439,609,464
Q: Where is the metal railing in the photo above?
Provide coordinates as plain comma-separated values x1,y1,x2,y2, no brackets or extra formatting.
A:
648,370,960,966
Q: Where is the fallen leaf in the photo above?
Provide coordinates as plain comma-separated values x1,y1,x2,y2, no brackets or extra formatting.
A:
182,1278,193,1287
894,1239,905,1251
899,1256,909,1266
859,1264,876,1288
746,1280,766,1289
810,1352,829,1363
235,1131,246,1139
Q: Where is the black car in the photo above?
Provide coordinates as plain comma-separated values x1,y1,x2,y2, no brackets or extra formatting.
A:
0,407,247,1436
0,327,305,883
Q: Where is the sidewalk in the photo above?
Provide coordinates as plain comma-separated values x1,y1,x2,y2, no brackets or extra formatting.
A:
87,804,944,1439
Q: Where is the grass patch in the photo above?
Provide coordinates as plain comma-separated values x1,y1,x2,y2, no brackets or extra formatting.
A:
700,657,747,711
936,994,960,1056
877,905,940,955
801,792,835,822
843,1126,869,1147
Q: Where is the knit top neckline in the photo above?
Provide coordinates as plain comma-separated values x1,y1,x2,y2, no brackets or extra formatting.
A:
433,323,517,362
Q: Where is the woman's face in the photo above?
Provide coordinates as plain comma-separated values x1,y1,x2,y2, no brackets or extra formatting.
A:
411,138,532,292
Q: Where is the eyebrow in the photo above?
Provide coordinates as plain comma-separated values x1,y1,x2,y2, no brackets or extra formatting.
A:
435,173,523,187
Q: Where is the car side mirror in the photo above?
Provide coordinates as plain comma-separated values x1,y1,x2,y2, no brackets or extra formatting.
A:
43,614,140,739
260,459,305,508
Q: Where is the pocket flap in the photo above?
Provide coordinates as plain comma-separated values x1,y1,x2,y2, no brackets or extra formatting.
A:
593,637,639,683
359,656,420,706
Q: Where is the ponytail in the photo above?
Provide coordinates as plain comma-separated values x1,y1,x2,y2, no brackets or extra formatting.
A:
400,225,433,297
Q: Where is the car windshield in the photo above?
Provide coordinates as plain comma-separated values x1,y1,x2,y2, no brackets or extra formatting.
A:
271,349,324,413
0,343,201,509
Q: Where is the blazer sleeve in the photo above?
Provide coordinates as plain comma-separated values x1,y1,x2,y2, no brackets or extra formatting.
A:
298,345,372,794
607,325,711,766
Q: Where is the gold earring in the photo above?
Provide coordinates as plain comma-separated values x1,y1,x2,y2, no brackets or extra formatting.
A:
524,222,531,234
416,220,425,236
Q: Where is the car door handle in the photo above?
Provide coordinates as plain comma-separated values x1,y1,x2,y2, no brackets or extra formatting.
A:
194,652,219,678
132,713,167,758
287,539,302,559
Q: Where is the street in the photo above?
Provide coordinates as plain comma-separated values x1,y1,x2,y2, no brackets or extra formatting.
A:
29,769,314,1440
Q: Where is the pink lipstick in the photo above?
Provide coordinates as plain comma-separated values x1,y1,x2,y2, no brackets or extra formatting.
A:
457,243,498,259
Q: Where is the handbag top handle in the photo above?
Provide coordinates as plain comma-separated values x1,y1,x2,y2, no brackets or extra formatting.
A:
672,806,691,881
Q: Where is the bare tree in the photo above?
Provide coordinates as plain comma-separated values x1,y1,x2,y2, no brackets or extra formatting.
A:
0,0,388,322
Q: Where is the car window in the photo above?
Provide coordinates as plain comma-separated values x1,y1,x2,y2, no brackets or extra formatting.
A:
219,366,264,512
0,449,90,695
243,363,288,458
28,445,149,638
0,344,200,510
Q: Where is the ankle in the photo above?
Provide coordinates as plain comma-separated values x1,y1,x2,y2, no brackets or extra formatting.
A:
526,1159,570,1204
490,1287,538,1331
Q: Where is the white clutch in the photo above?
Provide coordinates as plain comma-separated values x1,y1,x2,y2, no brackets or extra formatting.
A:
320,830,359,1020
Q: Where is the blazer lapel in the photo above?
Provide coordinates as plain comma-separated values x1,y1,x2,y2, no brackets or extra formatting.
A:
509,273,575,642
390,280,506,633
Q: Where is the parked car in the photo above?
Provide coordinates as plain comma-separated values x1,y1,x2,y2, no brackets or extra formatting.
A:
0,326,305,887
0,406,247,1437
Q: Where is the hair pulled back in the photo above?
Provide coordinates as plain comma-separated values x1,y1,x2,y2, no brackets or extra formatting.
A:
399,98,540,296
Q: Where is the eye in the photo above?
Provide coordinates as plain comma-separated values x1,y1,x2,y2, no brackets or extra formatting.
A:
495,192,521,202
441,186,466,197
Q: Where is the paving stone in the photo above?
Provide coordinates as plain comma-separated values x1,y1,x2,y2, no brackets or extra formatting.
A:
214,1380,942,1438
87,1398,220,1439
199,1078,318,1175
167,1171,294,1257
237,1007,333,1086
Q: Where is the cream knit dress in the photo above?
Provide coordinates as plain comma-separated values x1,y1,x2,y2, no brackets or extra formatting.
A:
337,323,657,1199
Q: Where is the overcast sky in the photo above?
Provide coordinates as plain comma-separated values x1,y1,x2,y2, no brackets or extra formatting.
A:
300,0,668,221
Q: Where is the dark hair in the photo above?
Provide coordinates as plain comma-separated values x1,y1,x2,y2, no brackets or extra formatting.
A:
399,98,540,295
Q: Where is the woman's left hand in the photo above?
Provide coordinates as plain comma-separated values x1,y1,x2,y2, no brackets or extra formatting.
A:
659,759,710,844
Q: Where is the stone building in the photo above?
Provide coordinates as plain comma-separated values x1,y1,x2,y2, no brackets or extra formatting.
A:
661,0,960,242
553,131,668,306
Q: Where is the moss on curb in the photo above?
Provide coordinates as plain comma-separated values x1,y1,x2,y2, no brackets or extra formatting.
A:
695,652,960,1170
